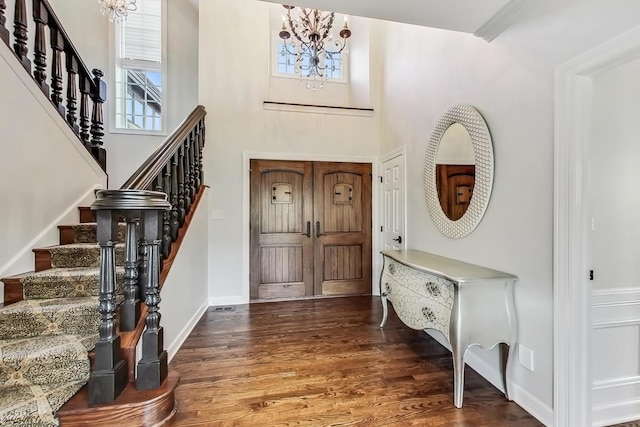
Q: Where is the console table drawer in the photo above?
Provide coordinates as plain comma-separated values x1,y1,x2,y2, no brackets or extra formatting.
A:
383,260,454,310
383,278,451,339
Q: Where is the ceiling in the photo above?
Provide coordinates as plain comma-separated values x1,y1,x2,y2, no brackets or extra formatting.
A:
258,0,533,41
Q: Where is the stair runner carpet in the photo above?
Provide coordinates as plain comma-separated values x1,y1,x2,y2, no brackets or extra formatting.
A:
0,223,124,426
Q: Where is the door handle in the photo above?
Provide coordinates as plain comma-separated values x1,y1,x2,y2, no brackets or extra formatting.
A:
392,235,402,244
304,221,311,238
316,221,322,238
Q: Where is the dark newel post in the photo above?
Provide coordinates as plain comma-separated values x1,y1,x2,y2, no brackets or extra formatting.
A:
161,165,171,259
137,208,169,390
79,75,91,147
120,214,141,331
89,209,127,404
177,145,186,226
182,142,192,213
50,27,66,116
90,69,107,169
66,54,79,132
32,0,48,94
13,0,30,71
170,155,179,241
0,0,9,45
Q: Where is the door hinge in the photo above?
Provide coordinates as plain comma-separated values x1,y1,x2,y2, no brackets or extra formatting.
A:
380,226,383,232
589,270,594,281
379,176,383,183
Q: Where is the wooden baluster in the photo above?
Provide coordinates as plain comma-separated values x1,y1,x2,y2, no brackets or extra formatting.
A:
13,0,30,70
198,119,205,185
90,69,107,169
0,0,9,45
137,207,169,390
177,144,187,226
66,54,79,133
193,124,201,189
89,208,127,404
120,214,141,332
32,0,48,93
170,154,179,241
161,164,171,259
79,75,91,147
183,139,192,213
50,26,65,116
188,131,197,201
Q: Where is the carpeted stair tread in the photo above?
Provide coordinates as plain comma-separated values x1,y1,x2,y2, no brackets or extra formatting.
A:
0,297,99,340
59,222,126,244
0,379,87,426
0,334,95,388
5,267,125,300
36,243,125,269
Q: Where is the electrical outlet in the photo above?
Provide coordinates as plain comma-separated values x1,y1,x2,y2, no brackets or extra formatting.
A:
211,210,225,220
519,344,535,372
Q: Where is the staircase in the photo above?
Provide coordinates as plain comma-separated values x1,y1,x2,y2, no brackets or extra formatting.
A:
0,216,125,426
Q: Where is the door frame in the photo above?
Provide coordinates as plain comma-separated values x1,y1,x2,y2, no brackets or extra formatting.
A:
379,146,407,253
243,151,380,302
554,25,640,427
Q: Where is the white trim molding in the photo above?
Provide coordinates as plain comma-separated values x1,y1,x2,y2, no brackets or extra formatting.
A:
554,25,640,427
474,0,535,43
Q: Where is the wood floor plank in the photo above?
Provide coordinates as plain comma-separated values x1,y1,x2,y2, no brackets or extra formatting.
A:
169,296,542,426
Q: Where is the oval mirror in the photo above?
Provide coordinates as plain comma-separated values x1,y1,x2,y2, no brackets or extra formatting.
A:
435,123,475,221
424,105,493,238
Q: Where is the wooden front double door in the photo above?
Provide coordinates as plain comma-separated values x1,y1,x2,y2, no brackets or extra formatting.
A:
250,159,372,300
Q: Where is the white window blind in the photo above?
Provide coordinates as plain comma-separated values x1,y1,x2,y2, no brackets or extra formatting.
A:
121,0,161,65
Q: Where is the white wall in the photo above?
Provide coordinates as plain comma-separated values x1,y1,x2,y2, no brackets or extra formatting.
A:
200,0,380,304
375,1,640,423
162,189,210,361
48,0,200,189
0,43,107,302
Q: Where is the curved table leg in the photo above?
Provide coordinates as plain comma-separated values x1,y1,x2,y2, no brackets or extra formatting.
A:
380,293,388,328
499,342,514,401
451,343,467,408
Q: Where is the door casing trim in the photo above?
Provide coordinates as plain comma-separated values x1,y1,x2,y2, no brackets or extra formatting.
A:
554,24,640,427
243,151,380,303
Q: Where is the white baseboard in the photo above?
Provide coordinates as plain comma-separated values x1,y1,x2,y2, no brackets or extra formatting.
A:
425,330,553,426
167,301,209,362
208,295,248,306
593,399,640,426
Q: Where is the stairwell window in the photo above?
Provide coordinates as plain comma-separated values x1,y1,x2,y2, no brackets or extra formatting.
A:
113,0,166,133
273,37,347,83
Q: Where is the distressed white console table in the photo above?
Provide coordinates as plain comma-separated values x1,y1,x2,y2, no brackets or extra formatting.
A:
379,249,518,408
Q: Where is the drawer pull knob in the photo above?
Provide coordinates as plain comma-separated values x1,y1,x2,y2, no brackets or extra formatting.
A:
425,282,441,296
388,264,395,275
385,283,392,294
422,307,436,322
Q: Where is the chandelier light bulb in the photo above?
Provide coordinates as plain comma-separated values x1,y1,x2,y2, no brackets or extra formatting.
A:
98,0,137,23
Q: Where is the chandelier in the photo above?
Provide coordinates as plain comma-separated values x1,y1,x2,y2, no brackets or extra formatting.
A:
98,0,137,23
278,5,351,90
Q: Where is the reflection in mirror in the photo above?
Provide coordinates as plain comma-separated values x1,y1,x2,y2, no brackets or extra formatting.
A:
435,123,475,221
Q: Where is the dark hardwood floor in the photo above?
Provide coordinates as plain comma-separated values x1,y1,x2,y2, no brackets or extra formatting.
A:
168,296,542,426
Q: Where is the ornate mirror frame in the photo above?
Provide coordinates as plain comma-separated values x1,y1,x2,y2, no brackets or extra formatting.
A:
424,104,494,238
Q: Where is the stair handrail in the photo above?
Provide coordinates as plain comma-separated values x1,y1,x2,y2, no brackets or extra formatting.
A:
121,105,207,190
0,0,108,169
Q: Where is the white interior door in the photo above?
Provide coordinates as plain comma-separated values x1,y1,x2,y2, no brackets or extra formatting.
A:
381,152,405,250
